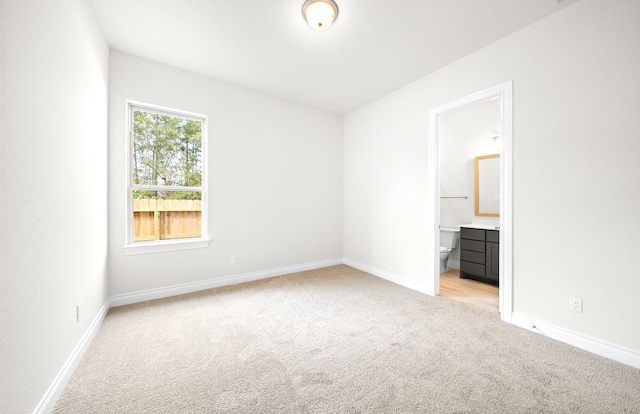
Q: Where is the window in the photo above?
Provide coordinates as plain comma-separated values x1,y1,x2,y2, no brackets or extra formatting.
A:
124,102,208,254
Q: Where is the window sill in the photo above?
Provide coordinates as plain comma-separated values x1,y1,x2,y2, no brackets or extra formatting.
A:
122,237,210,255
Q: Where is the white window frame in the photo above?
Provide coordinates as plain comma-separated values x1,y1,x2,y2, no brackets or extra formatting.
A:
123,101,210,255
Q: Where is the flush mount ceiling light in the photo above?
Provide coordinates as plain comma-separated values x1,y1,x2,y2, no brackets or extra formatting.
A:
302,0,339,31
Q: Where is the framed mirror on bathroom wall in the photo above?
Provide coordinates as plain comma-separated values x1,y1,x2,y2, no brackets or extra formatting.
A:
475,154,500,217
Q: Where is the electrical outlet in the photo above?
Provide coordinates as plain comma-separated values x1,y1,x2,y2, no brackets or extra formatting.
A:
230,255,238,264
372,249,377,258
76,302,82,322
569,297,582,313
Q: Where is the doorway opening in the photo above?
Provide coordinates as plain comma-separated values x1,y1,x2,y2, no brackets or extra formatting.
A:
427,81,513,323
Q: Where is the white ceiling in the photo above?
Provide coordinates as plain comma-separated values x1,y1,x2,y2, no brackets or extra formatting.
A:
90,0,579,115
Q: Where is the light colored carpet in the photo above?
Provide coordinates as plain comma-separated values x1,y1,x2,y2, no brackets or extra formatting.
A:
53,265,640,413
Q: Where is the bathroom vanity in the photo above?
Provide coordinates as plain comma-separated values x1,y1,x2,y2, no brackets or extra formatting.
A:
459,225,499,286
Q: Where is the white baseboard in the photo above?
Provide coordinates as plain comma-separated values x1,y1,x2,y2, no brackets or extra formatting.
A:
343,260,640,369
511,313,640,369
35,260,640,414
33,300,110,414
35,258,343,413
110,258,344,308
343,258,430,294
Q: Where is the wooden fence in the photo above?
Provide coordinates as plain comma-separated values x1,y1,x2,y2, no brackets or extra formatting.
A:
133,199,202,242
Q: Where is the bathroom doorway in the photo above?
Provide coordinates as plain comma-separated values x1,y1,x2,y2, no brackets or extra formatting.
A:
439,97,501,313
426,81,513,322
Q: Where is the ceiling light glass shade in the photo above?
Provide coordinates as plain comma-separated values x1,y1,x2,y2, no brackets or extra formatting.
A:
302,0,338,31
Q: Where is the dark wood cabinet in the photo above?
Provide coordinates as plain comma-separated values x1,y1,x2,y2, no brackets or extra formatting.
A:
460,226,499,286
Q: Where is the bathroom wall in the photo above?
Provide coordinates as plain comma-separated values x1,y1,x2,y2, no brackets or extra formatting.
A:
344,0,640,352
439,98,501,264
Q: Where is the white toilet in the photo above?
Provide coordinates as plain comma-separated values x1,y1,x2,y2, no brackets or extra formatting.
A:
440,227,460,274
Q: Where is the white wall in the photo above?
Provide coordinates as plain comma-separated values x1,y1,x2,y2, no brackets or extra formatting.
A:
108,51,343,296
344,0,640,351
0,0,109,412
440,98,501,263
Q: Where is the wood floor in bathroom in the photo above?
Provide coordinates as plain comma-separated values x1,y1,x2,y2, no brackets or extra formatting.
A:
440,268,499,314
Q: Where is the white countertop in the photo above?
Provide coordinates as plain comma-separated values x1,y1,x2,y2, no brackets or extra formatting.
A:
460,223,499,230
